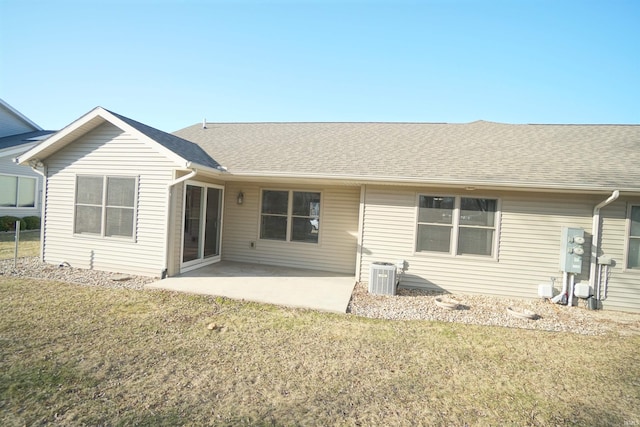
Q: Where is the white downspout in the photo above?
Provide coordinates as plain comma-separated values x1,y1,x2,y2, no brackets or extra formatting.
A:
589,190,619,301
30,165,47,261
162,169,197,278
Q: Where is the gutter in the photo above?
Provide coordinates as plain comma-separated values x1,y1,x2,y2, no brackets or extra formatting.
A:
224,171,638,195
162,168,198,278
589,190,619,301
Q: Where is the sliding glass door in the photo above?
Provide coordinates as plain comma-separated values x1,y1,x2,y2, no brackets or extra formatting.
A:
182,183,223,270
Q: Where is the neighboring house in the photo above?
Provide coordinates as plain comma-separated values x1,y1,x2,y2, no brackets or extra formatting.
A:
0,98,55,218
17,107,640,312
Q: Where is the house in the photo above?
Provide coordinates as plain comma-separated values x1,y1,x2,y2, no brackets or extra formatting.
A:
0,98,55,219
17,107,640,312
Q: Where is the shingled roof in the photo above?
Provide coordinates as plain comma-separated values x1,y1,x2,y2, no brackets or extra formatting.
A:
108,110,221,170
0,130,55,152
173,121,640,192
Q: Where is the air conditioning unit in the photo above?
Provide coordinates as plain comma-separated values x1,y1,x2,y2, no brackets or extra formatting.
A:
369,262,397,295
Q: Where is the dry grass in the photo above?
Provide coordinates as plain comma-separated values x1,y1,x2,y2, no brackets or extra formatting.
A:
1,277,639,426
0,230,40,260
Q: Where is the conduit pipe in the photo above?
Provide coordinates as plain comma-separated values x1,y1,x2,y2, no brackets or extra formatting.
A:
551,271,568,304
589,190,619,302
597,262,612,301
567,273,575,306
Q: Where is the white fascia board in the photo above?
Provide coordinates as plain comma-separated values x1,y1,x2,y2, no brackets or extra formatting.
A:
225,171,638,195
0,98,42,131
0,143,38,159
17,107,189,169
17,106,106,165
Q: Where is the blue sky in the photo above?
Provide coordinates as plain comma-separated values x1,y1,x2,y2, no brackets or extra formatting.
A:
1,0,639,132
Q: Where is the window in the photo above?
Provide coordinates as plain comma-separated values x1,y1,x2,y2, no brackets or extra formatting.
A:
260,190,320,243
0,174,36,208
416,195,498,256
74,175,137,238
628,205,640,269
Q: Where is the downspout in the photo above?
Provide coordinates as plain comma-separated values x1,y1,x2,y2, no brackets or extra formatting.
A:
589,190,619,302
30,164,47,261
162,168,197,278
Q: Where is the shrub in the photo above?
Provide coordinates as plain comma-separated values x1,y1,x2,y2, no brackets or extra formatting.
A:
22,216,41,230
0,216,25,232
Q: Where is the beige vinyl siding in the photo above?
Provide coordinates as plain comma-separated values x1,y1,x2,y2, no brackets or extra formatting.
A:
222,181,360,274
599,200,640,312
42,122,178,277
360,186,603,300
167,181,184,276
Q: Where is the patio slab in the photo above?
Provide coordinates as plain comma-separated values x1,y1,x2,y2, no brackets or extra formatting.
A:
145,261,357,313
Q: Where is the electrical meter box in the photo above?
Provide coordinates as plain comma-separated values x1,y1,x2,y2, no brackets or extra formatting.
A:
560,227,585,274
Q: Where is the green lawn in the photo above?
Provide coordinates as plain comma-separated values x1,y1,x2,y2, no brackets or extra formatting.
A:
0,230,40,260
1,277,639,426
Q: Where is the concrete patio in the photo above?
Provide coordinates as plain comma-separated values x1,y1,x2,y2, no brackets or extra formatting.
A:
146,261,357,313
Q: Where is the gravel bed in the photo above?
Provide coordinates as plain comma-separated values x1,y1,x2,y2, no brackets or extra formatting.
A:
348,282,634,336
2,258,637,336
0,257,155,290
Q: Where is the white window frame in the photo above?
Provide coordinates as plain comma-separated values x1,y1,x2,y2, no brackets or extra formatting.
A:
415,194,500,259
0,173,38,209
259,189,322,244
625,203,640,271
73,175,138,240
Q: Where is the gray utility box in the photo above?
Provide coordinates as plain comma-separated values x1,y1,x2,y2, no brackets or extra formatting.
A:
560,227,586,273
369,262,397,295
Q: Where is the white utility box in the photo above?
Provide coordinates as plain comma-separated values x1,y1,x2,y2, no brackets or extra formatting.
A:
538,283,554,298
574,283,591,299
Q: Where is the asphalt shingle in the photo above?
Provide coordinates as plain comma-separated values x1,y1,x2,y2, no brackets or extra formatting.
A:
0,130,55,152
108,110,221,170
173,121,640,191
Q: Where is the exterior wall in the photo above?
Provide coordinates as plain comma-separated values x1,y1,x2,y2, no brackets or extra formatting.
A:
359,186,640,309
221,181,360,274
167,180,184,277
0,104,36,137
0,151,42,218
599,199,640,312
42,122,177,277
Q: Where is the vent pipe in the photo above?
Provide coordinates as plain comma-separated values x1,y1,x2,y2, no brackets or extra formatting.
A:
202,118,207,129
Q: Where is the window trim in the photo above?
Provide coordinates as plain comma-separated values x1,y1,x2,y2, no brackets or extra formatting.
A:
73,174,138,241
414,193,500,259
625,203,640,271
0,173,38,209
258,188,322,245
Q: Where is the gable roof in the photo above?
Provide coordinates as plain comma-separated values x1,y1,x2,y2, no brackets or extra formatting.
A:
17,107,222,171
0,98,43,137
15,105,640,194
173,121,640,193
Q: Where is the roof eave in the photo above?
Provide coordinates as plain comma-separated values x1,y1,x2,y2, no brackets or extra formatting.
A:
184,161,227,178
222,171,638,195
